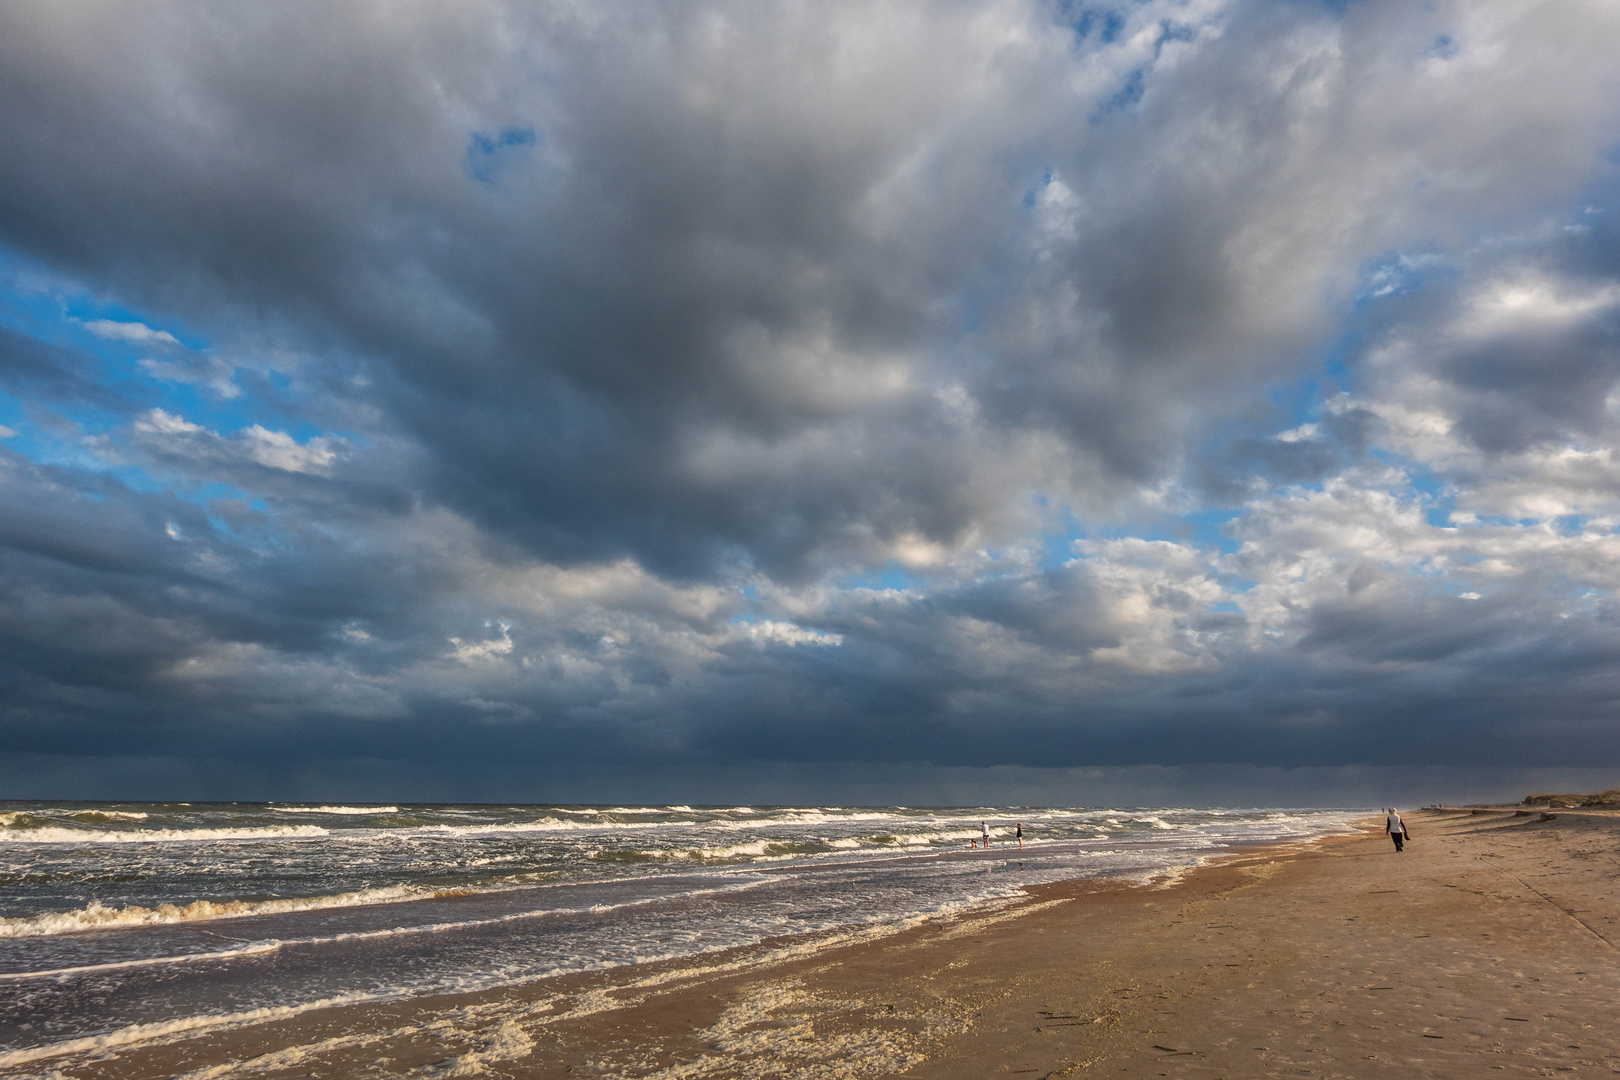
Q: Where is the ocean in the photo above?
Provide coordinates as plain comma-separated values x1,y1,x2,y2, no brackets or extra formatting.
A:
0,801,1359,1066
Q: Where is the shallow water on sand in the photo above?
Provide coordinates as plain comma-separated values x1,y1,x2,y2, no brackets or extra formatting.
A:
0,802,1358,1059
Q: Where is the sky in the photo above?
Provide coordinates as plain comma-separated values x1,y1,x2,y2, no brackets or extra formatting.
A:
2,0,1620,806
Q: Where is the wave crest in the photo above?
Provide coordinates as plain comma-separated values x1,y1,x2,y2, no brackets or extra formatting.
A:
271,806,400,815
0,883,432,938
0,824,329,844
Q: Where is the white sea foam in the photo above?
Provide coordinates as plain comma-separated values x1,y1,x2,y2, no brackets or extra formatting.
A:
0,992,391,1070
6,809,1006,848
0,938,289,980
589,839,803,864
687,838,828,861
685,839,781,860
2,878,775,982
0,804,1365,1072
0,881,1021,1070
270,805,400,815
595,827,992,864
0,883,435,938
698,810,915,834
405,811,905,836
762,810,899,824
418,818,666,836
872,828,983,846
0,823,329,844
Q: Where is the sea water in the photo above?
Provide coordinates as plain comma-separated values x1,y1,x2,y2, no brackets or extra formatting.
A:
0,802,1358,1062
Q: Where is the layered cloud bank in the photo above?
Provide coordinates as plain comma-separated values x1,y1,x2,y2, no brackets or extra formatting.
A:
2,0,1619,801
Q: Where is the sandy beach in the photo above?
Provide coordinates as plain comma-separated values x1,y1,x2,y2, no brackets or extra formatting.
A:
19,808,1620,1080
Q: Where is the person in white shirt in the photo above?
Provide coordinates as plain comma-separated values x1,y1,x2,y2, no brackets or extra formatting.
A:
1385,807,1407,852
980,820,990,848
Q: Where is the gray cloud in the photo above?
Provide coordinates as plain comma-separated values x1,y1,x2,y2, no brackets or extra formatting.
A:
6,0,1615,575
1,0,1619,800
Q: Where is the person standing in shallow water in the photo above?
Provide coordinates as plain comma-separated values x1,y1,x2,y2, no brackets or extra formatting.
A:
981,820,990,849
1016,822,1023,850
1386,807,1406,852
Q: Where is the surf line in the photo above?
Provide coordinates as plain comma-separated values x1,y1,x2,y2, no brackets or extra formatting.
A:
0,879,779,983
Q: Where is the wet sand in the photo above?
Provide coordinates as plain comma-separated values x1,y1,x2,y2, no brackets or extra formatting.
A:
18,809,1620,1079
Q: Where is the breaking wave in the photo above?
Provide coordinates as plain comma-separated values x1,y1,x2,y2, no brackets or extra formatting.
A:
0,883,439,938
0,823,329,844
271,806,400,815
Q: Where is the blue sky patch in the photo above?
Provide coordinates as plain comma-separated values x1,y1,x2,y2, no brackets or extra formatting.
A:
467,127,539,184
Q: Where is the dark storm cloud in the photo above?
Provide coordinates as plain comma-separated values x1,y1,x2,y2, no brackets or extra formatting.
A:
0,452,342,692
0,326,132,413
1192,403,1379,502
1,0,1620,800
1444,315,1620,455
4,0,1609,579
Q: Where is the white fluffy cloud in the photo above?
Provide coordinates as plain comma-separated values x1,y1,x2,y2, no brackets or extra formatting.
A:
124,409,346,477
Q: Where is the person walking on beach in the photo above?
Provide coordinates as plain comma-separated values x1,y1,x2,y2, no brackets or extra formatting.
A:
981,820,990,848
1385,807,1407,852
1016,823,1023,850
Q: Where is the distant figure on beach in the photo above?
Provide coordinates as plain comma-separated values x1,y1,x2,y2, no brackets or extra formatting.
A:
981,820,990,848
1386,807,1406,852
1016,823,1023,850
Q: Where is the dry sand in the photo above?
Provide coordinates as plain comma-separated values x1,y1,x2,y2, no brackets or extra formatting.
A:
18,809,1620,1079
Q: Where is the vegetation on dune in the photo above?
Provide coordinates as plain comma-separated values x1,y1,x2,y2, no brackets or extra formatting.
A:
1521,790,1620,808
